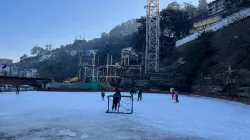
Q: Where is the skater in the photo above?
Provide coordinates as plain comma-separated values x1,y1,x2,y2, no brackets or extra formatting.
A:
101,89,105,100
130,87,135,99
112,88,121,111
175,91,179,103
171,89,175,100
16,85,19,95
138,89,142,101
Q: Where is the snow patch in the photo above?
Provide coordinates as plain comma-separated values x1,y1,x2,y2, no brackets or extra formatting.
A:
80,134,90,139
59,129,77,137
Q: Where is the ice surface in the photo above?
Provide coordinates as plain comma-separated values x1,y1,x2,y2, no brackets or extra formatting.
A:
0,91,250,140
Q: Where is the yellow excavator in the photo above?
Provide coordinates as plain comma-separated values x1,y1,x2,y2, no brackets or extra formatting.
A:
63,77,80,83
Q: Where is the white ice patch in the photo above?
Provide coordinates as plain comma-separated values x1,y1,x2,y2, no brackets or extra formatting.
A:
80,134,90,139
59,129,77,137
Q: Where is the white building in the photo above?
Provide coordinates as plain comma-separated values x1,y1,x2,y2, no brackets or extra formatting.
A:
70,50,77,56
25,69,38,78
208,0,226,16
0,58,13,65
10,66,19,76
19,69,38,78
86,49,98,55
121,47,138,65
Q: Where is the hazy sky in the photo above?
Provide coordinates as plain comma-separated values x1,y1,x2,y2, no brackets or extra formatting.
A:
0,0,205,62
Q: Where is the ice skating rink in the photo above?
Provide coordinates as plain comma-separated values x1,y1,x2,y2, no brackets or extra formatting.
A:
0,91,250,140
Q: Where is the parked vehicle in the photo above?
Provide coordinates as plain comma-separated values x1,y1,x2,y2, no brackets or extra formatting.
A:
0,85,4,92
0,84,15,92
20,85,28,91
20,85,35,91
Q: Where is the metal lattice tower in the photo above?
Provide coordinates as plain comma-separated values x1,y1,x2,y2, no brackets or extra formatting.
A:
145,0,160,74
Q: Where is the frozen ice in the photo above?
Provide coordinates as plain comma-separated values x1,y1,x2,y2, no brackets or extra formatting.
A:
0,91,250,140
80,134,90,139
59,130,77,137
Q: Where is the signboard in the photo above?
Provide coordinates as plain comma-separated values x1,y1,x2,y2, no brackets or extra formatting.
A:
82,55,93,65
170,88,175,92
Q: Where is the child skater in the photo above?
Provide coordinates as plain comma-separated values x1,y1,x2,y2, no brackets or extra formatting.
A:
101,89,105,100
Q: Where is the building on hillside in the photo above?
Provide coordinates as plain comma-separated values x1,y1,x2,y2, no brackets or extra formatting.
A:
121,47,138,65
30,69,38,77
86,49,98,55
0,58,13,65
189,0,226,34
19,69,38,78
70,50,77,56
208,0,226,17
10,66,19,76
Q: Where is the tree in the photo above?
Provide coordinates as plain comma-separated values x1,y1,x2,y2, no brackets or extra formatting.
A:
101,32,109,40
167,2,181,10
109,20,139,38
20,54,28,61
131,2,193,61
45,44,52,51
183,2,198,19
161,7,192,40
30,46,46,56
130,17,146,53
198,0,208,16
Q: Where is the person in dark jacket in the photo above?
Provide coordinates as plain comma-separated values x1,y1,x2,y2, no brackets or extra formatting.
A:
138,89,142,101
16,85,19,95
112,88,121,111
130,87,135,99
101,89,105,100
175,91,179,103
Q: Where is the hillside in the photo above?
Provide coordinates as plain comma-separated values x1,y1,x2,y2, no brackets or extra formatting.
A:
15,1,250,98
171,17,250,97
17,19,140,81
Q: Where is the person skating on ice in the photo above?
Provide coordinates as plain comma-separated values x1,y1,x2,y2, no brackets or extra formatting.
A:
101,89,105,100
175,91,179,103
16,85,20,95
138,89,142,101
112,88,121,111
171,89,175,100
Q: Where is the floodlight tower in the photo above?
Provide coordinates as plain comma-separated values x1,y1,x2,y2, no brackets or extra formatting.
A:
145,0,160,74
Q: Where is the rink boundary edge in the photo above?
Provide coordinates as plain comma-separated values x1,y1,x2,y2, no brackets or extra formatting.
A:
36,89,250,105
191,93,250,105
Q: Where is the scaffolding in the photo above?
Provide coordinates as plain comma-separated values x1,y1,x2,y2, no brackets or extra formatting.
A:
145,0,160,74
78,52,142,83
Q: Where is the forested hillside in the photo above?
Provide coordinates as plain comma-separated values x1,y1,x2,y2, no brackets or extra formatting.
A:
17,0,250,92
17,19,139,81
